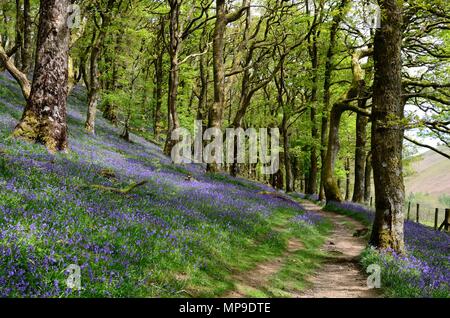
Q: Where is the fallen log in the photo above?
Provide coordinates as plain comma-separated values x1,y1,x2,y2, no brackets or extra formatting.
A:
86,180,148,194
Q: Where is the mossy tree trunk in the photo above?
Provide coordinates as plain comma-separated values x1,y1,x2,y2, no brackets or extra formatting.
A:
13,0,70,152
322,48,372,204
319,0,349,201
369,0,405,253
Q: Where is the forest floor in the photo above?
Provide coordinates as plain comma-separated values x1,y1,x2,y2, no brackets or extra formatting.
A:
224,200,380,298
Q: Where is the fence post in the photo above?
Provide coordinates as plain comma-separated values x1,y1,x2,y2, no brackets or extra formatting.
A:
416,204,420,223
445,209,450,232
407,202,411,221
434,208,439,230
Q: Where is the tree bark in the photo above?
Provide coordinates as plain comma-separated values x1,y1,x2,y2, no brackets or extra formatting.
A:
319,0,349,200
322,48,372,203
21,0,32,74
13,0,70,152
153,16,165,140
164,0,182,156
103,32,122,124
345,157,351,201
352,113,368,203
364,151,372,203
14,0,22,70
306,0,320,195
282,115,293,192
207,0,248,172
369,0,405,253
85,0,115,134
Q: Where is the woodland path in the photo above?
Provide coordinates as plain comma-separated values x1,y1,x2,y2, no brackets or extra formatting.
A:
297,202,380,298
223,201,380,298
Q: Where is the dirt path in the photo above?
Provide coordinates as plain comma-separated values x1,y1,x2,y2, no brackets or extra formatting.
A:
223,201,380,298
297,201,379,298
224,238,304,298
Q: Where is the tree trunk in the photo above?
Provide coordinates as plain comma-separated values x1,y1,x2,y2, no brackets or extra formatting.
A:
164,0,181,156
21,0,31,74
323,104,344,202
369,0,405,253
85,39,100,133
352,113,368,203
345,157,351,201
364,151,372,203
153,17,165,140
207,0,227,172
306,3,320,195
282,117,293,192
14,0,22,70
13,0,70,152
85,0,114,134
322,47,372,203
207,0,247,172
103,32,121,124
319,0,349,201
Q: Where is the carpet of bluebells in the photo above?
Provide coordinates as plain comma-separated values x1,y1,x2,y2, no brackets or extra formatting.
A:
0,72,322,297
325,201,450,298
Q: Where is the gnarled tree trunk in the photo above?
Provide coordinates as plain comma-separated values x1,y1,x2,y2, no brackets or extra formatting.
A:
322,48,372,203
13,0,70,152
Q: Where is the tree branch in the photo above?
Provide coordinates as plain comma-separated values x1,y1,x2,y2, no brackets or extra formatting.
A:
404,136,450,160
0,44,31,100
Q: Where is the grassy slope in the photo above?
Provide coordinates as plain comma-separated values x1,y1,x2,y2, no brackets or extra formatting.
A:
405,148,450,209
0,72,330,297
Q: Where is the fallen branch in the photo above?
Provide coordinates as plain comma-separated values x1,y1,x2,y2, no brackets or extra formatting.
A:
87,180,148,194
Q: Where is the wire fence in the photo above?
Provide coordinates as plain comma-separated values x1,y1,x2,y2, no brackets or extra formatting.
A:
367,198,450,231
404,201,450,231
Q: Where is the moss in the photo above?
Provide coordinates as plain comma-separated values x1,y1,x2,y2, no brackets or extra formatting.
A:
12,111,40,141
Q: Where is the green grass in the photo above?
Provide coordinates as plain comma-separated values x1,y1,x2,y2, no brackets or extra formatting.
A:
197,207,332,298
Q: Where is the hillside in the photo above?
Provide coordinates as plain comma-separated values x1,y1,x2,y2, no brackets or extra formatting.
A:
405,148,450,209
0,72,330,297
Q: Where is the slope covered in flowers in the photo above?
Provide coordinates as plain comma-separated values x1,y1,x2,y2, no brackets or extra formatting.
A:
0,72,325,297
325,201,450,298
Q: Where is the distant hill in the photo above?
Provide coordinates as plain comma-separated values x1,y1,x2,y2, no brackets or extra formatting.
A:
404,147,450,209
